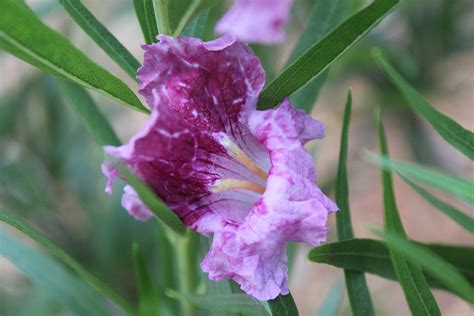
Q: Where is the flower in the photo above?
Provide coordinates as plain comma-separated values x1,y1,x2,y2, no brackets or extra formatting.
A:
216,0,294,44
102,35,337,300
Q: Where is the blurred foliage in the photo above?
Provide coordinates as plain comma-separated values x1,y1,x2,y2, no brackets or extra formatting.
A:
0,74,158,315
332,0,474,166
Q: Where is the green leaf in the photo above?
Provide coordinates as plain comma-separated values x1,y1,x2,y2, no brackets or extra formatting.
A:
0,208,134,315
373,49,474,160
166,0,188,35
366,152,474,204
132,243,160,316
376,113,440,315
259,0,399,108
57,0,141,80
58,80,121,147
133,0,159,44
316,281,343,316
114,163,186,235
167,291,268,315
0,228,110,316
375,229,474,303
182,7,210,38
400,176,474,233
290,71,328,113
308,239,474,294
335,92,374,316
267,293,299,316
336,91,356,241
0,0,147,113
153,0,170,35
172,0,212,37
288,0,352,112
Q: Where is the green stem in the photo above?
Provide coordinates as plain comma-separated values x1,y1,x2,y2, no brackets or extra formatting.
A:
176,230,198,316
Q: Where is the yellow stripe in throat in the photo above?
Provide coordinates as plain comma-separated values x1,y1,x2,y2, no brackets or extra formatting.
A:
211,179,265,194
227,142,268,181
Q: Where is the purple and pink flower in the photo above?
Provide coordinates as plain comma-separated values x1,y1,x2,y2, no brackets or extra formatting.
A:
102,35,337,300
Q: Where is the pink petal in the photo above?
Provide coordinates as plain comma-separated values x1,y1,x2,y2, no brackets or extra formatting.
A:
122,185,154,221
103,36,269,230
216,0,294,44
102,36,337,301
201,99,338,300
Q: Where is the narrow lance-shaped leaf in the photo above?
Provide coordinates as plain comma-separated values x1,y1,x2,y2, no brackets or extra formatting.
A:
336,91,355,240
366,152,474,205
153,0,170,35
376,112,441,315
0,228,110,316
288,0,353,113
400,175,474,233
259,0,400,108
166,0,189,34
374,229,474,303
0,208,134,315
58,80,121,147
267,293,299,316
173,0,210,37
373,49,474,160
167,0,214,36
133,0,159,44
0,0,147,113
182,8,210,38
58,0,141,80
308,238,474,293
335,91,374,316
132,243,160,316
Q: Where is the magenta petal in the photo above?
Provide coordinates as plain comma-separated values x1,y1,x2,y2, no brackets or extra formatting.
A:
137,35,265,122
102,35,337,301
201,99,338,300
103,36,269,229
216,0,294,44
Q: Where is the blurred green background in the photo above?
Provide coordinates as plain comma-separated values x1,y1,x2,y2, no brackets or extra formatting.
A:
1,0,473,315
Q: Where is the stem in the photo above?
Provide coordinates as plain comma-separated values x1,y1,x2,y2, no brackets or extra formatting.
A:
176,230,198,316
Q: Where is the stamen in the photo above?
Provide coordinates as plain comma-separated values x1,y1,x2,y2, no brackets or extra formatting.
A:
227,142,268,181
211,179,265,194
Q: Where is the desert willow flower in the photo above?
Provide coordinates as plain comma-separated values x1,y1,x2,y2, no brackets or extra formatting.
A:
102,35,337,300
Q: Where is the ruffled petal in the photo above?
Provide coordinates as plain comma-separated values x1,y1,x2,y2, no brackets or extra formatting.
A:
216,0,294,44
103,36,270,230
201,99,337,300
122,185,154,221
102,108,268,230
102,35,337,301
138,35,267,168
137,35,265,126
